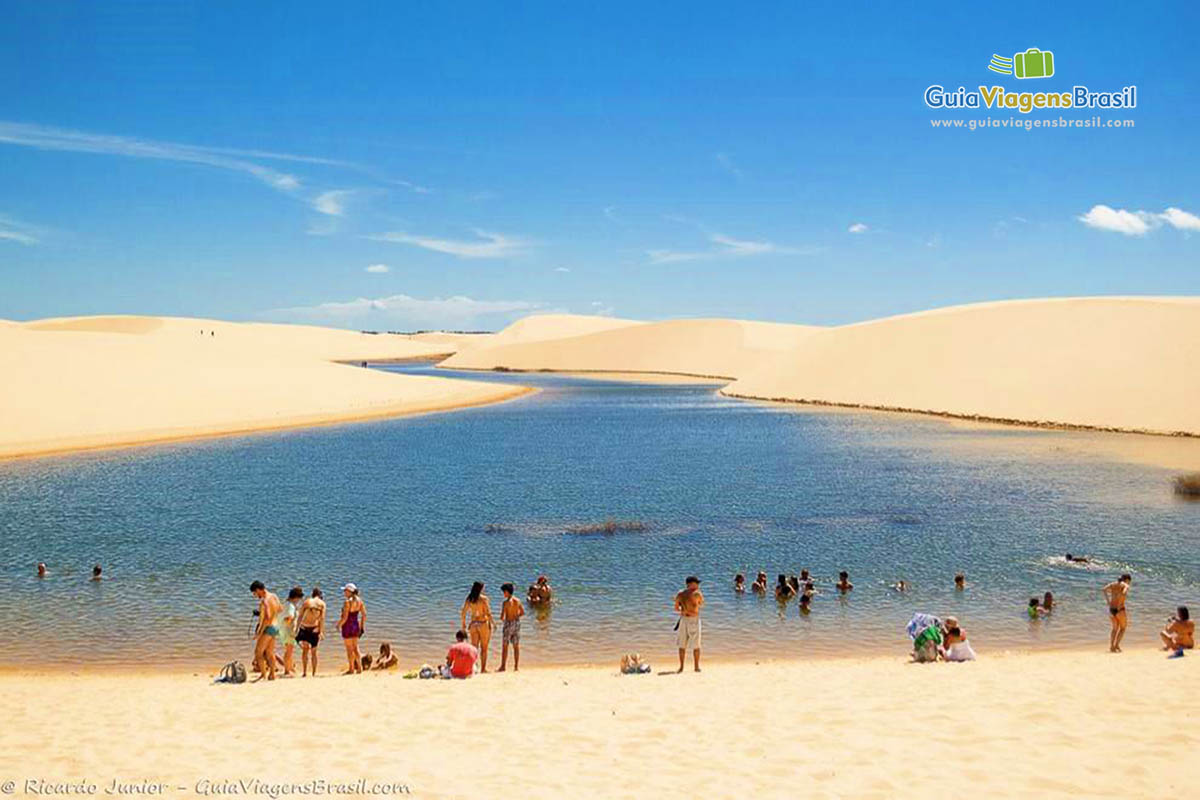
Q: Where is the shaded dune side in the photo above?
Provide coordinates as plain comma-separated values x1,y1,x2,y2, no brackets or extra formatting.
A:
725,297,1200,435
442,317,822,379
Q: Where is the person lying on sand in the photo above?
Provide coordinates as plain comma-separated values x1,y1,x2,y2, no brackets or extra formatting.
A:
373,642,399,670
1160,607,1194,654
752,571,768,594
836,571,853,594
733,573,746,593
1102,574,1132,653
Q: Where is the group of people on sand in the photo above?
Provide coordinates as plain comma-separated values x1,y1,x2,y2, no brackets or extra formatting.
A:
1099,573,1194,657
246,576,555,680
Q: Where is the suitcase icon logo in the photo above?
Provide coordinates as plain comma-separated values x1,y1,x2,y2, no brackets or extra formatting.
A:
988,48,1055,79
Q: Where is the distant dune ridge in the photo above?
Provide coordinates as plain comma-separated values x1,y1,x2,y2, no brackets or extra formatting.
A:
0,315,530,459
2,297,1197,459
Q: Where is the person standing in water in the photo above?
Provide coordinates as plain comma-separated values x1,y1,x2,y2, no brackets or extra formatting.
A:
295,587,326,677
37,562,48,578
91,565,103,581
1102,574,1132,653
339,583,366,674
674,576,705,673
461,581,494,672
498,582,524,672
250,580,282,681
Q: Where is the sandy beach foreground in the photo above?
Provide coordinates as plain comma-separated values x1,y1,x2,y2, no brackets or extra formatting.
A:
2,650,1194,799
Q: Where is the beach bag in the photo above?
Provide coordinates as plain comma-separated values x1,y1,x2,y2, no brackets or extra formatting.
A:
217,660,247,684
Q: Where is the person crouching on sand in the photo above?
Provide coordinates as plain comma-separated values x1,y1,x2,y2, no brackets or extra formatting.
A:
461,581,494,672
499,582,524,672
250,580,282,681
444,629,480,678
373,642,399,670
674,576,704,673
1160,606,1194,656
295,587,326,677
339,583,366,674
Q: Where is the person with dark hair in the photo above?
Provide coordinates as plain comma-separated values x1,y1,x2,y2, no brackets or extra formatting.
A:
674,576,705,673
373,642,398,670
1160,606,1194,656
1027,597,1044,620
278,587,303,676
798,591,812,615
296,587,326,677
498,582,524,672
249,580,282,680
444,629,479,678
751,571,768,594
1065,553,1090,564
954,573,966,591
339,583,366,674
1102,574,1132,653
836,571,853,594
461,581,494,672
91,564,103,581
775,574,795,601
733,573,746,593
37,562,48,578
1041,591,1054,613
527,574,552,605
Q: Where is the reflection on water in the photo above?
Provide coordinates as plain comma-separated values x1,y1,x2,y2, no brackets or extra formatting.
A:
1,366,1197,669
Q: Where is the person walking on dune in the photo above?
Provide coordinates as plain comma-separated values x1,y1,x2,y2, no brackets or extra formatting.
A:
250,580,282,681
1102,574,1132,653
674,576,705,673
339,583,366,674
461,581,494,672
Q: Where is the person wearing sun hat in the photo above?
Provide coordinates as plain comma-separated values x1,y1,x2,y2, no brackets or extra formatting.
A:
673,576,705,673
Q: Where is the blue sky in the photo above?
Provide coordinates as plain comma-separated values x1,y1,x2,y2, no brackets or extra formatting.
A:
1,1,1197,329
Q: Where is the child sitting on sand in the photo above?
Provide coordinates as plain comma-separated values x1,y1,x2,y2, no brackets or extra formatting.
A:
373,642,398,670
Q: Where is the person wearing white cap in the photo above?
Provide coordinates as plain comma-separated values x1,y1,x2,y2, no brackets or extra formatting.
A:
338,583,366,674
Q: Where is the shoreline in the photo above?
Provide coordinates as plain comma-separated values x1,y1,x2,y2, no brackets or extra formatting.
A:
0,383,536,462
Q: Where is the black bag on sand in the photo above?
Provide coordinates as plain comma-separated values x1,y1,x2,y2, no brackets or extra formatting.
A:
217,660,247,684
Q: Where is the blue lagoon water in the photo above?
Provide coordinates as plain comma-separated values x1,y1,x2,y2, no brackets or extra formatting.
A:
1,366,1197,668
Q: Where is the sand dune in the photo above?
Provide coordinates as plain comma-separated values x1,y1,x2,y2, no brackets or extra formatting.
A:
2,650,1193,799
443,317,821,379
727,297,1200,435
0,316,530,459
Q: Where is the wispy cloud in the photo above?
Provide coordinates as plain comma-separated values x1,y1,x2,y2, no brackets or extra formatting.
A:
0,213,43,245
847,222,869,234
313,189,354,217
714,152,744,179
1078,204,1200,236
368,228,532,259
647,233,817,264
365,264,390,274
590,300,615,316
262,293,543,330
0,121,305,193
554,266,571,273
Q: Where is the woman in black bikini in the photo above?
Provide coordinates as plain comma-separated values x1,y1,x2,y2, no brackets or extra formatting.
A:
295,587,326,677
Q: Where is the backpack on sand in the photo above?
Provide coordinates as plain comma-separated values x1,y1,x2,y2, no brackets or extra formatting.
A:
217,660,247,684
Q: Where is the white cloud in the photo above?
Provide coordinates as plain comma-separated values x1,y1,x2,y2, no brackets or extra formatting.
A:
0,214,43,245
262,293,543,330
313,189,354,217
847,222,869,234
0,121,305,194
554,267,570,273
368,228,532,259
365,264,390,274
590,301,615,316
1078,204,1154,236
1076,204,1200,236
1161,207,1200,232
647,232,817,264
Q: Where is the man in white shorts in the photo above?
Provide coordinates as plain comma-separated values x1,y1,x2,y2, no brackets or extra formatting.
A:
674,576,705,673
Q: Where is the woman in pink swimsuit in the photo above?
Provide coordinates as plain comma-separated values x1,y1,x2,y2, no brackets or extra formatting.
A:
338,583,366,674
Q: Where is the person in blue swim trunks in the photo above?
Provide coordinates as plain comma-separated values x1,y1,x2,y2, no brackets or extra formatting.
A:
250,580,282,681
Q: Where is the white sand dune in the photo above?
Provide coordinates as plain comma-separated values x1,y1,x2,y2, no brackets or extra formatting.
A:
443,317,822,379
0,316,531,459
727,297,1200,435
2,650,1193,799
